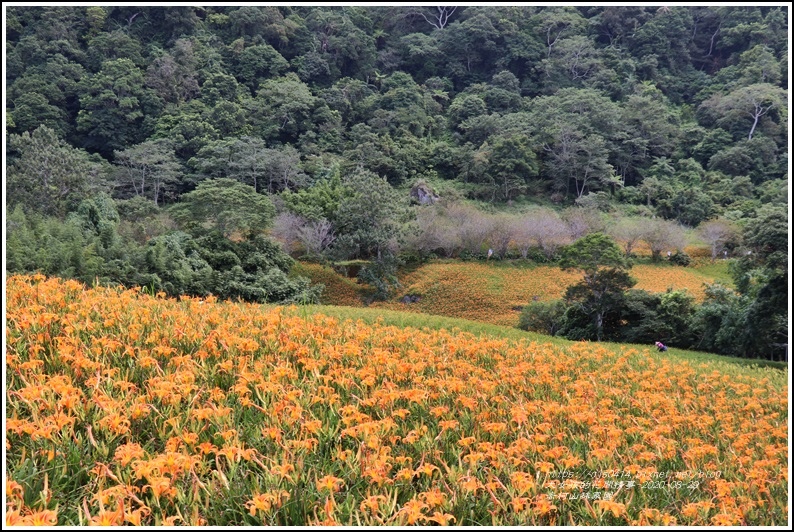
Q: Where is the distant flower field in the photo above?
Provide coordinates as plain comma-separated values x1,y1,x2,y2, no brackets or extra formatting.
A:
367,261,726,327
6,275,787,526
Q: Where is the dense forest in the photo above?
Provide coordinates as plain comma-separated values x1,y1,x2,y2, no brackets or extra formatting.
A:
4,6,789,359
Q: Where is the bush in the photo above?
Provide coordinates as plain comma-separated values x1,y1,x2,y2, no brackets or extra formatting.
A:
518,300,567,336
617,289,664,344
358,255,401,302
668,250,692,266
616,288,697,347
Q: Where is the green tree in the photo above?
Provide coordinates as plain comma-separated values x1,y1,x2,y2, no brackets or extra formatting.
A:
472,134,539,201
331,168,412,300
228,6,298,47
7,126,110,218
190,232,321,304
658,187,717,227
529,88,621,198
437,13,502,87
518,300,567,336
297,8,377,82
532,6,588,59
169,178,276,238
8,92,70,137
333,168,409,261
546,126,612,199
200,72,246,106
143,231,215,296
689,283,745,355
152,100,221,160
189,137,310,194
231,43,289,91
541,35,603,90
115,196,175,245
692,128,733,167
85,30,145,71
629,7,694,71
701,83,786,140
319,77,375,126
617,288,696,347
656,289,697,345
735,44,782,86
731,206,787,359
76,58,163,155
448,93,488,131
247,73,327,142
558,233,635,341
282,168,353,223
113,139,183,206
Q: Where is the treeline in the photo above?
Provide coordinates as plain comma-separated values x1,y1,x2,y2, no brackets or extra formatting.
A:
4,6,789,359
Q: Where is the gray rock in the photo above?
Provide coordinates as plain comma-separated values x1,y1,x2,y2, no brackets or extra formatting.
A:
410,182,439,205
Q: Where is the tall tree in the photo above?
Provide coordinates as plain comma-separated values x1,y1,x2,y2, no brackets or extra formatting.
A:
76,58,163,155
333,168,409,261
545,126,612,199
113,139,183,206
559,232,635,341
247,73,330,142
7,126,109,218
731,206,788,359
169,178,276,238
701,83,786,140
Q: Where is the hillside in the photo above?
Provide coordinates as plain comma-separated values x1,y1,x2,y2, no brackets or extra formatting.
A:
294,258,732,328
5,275,788,526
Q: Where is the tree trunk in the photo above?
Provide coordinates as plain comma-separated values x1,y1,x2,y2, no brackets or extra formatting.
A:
748,111,760,140
595,311,603,342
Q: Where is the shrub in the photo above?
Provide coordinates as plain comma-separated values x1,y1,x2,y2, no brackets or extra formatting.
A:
518,300,567,336
668,250,692,266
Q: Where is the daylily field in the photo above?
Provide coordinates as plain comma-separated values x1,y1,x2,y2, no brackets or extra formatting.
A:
298,260,731,327
5,275,789,525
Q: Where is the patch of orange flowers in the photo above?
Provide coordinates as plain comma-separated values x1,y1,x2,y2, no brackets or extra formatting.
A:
368,261,718,327
5,274,787,525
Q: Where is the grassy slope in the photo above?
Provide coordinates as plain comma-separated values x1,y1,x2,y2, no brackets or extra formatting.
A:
294,258,737,328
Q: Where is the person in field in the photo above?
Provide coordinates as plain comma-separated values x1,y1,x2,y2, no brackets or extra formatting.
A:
655,341,668,352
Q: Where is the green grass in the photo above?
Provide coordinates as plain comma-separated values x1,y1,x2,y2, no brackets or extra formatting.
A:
690,259,735,285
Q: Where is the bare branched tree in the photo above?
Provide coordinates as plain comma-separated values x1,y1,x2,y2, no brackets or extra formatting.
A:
697,218,739,261
642,218,687,262
608,216,649,257
298,218,336,259
515,209,571,259
270,211,305,255
413,6,457,30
